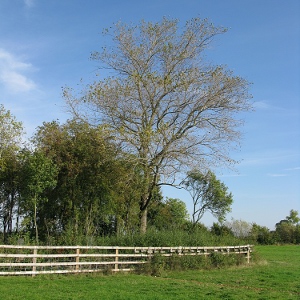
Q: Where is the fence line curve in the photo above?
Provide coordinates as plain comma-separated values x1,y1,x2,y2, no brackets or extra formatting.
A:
0,244,253,276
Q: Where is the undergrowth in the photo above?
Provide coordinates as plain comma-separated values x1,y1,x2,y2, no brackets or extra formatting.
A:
136,251,252,276
51,227,247,247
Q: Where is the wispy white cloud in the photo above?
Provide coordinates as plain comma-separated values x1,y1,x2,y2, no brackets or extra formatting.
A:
238,148,300,168
24,0,35,8
219,174,247,178
253,101,271,110
253,100,298,115
267,173,288,177
0,48,37,93
285,167,300,171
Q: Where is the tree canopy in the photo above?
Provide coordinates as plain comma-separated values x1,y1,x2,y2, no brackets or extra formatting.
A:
285,209,300,225
0,104,24,165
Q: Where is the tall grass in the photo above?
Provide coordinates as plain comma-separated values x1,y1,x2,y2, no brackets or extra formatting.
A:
105,228,244,247
136,251,248,276
3,225,249,247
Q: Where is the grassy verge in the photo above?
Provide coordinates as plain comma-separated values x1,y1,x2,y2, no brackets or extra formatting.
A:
0,245,299,299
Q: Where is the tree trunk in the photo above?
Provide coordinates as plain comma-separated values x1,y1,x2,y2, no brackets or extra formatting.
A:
139,186,150,234
140,208,148,234
34,199,39,244
3,221,7,243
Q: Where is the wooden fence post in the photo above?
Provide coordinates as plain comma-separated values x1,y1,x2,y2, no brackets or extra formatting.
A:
114,248,119,271
32,247,37,277
76,247,80,272
246,245,250,264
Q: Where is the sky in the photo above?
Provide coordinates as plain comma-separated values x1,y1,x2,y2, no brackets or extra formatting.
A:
0,0,299,229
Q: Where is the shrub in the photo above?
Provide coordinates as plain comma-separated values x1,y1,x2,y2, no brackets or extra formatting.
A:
135,250,249,276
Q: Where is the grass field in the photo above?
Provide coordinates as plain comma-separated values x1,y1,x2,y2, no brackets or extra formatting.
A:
0,245,299,299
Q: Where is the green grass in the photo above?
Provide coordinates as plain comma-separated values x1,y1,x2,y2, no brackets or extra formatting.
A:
0,245,299,299
163,245,300,299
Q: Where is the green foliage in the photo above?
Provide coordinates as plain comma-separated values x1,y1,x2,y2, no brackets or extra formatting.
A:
286,209,300,225
1,101,298,247
148,197,189,230
33,120,113,236
210,222,233,237
20,150,58,243
209,252,244,268
275,209,300,244
275,221,297,244
137,251,246,277
0,150,23,242
0,105,24,242
139,254,167,277
183,170,233,223
0,104,24,163
32,119,143,239
250,223,274,245
84,226,242,248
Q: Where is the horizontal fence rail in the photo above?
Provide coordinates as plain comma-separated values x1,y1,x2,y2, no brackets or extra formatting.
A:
0,244,253,276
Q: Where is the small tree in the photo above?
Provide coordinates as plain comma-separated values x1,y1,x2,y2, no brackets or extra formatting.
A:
250,223,273,245
275,210,300,244
183,170,233,224
275,221,295,244
20,150,58,244
286,209,300,225
148,197,189,230
225,218,252,239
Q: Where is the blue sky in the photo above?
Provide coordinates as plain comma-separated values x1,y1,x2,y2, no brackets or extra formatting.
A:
0,0,299,229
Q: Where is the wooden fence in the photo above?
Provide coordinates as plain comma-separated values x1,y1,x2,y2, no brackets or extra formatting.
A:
0,244,252,276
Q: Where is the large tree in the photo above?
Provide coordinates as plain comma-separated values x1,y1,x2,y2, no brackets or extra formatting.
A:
65,17,252,233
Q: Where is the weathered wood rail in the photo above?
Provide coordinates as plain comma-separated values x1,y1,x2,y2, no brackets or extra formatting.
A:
0,244,252,276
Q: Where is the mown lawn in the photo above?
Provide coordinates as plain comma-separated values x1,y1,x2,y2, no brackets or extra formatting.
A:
0,245,299,299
